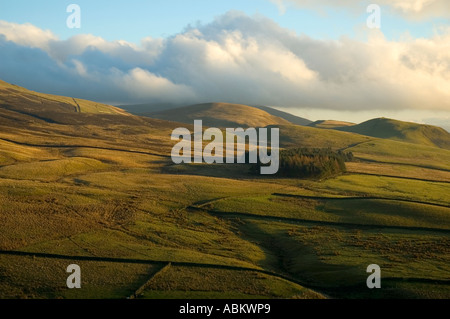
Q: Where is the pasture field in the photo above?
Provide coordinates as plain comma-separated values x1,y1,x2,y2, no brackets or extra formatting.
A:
0,103,449,299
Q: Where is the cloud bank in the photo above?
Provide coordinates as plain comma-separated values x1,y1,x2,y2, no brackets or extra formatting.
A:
272,0,450,19
0,12,449,111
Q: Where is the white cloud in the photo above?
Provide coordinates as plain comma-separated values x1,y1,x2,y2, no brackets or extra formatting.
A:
0,21,57,50
71,59,88,77
272,0,450,19
119,68,196,103
0,13,449,111
272,0,287,15
385,0,450,19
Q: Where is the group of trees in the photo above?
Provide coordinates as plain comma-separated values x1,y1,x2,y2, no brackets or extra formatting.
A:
279,148,352,178
252,148,353,179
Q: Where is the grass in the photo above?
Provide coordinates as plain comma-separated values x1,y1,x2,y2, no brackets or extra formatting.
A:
0,135,448,299
0,139,56,165
236,220,450,298
309,174,450,205
348,139,450,171
21,208,266,269
151,102,291,128
336,117,450,149
139,265,325,299
0,157,109,181
346,162,450,182
277,124,371,150
0,79,127,115
206,194,450,230
309,120,355,129
1,83,450,299
0,254,157,299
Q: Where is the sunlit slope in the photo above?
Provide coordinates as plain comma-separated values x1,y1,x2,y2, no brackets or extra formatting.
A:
0,79,449,299
0,80,186,159
150,102,292,128
0,80,130,124
276,123,450,171
308,120,356,129
347,138,450,171
335,118,450,150
251,105,311,126
274,124,372,149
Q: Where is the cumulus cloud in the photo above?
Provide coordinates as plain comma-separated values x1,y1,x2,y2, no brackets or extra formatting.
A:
0,12,449,111
0,21,57,50
118,68,196,104
271,0,450,19
378,0,450,19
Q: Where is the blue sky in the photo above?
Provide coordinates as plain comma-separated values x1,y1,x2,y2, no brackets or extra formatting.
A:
0,0,449,127
0,0,446,42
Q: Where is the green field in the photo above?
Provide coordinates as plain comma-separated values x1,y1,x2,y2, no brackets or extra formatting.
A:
0,83,449,299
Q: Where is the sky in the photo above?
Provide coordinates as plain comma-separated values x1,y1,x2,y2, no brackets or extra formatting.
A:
0,0,449,128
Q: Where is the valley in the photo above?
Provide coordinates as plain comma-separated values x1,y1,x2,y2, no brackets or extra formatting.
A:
0,80,449,299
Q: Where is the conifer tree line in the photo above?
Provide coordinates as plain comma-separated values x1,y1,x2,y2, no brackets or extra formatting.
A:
252,148,353,178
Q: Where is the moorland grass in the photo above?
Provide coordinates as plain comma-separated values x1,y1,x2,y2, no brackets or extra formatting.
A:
140,265,325,299
0,94,449,299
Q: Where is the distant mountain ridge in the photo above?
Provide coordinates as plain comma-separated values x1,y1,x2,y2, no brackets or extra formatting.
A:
308,120,355,129
121,102,312,127
148,102,295,128
249,105,311,126
2,80,449,151
334,118,450,150
118,102,180,114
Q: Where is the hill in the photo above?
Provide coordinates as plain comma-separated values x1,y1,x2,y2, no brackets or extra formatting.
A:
268,123,450,172
149,102,292,128
0,80,132,125
309,120,355,129
120,103,312,126
119,102,180,114
0,79,182,157
0,80,449,299
249,105,311,126
335,118,450,150
272,124,372,150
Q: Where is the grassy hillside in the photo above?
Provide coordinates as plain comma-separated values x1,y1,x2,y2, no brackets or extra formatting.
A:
0,80,132,124
121,103,312,126
119,102,181,114
347,138,450,171
309,120,356,129
275,124,372,149
0,80,449,299
251,105,311,126
335,118,450,150
276,123,450,171
150,102,292,128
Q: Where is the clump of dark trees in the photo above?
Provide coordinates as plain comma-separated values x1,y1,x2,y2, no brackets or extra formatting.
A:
252,148,353,179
